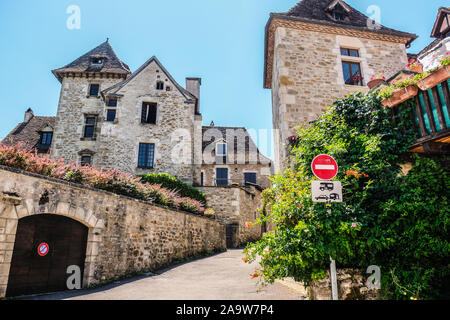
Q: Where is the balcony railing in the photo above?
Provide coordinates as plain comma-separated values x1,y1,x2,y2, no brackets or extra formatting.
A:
393,79,450,154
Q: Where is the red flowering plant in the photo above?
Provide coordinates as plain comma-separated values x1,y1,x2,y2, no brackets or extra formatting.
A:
0,143,205,215
288,135,300,148
370,72,386,82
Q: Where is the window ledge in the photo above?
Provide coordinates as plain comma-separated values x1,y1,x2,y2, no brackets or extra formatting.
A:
80,137,97,141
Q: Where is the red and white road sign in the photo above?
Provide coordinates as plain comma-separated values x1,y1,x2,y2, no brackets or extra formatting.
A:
37,243,49,257
311,154,338,180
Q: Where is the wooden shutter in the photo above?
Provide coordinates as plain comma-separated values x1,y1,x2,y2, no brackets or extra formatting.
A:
148,103,157,124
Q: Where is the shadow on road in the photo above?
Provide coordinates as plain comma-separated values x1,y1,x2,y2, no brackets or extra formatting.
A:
13,250,231,300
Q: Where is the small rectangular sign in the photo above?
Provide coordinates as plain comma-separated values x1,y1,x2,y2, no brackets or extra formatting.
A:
311,181,342,203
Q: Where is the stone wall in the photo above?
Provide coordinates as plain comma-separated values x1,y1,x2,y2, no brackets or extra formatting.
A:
200,186,263,247
308,269,379,300
0,167,225,298
51,76,121,166
271,27,408,171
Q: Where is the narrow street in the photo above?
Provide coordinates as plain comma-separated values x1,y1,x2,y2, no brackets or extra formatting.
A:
22,249,306,300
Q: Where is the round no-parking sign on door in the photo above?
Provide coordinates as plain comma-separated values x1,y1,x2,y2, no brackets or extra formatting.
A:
37,243,49,257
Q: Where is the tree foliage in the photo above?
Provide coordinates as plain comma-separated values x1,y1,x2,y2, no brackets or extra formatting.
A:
244,92,450,300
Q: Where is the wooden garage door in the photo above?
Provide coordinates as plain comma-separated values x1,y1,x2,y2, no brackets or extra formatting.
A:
6,214,88,297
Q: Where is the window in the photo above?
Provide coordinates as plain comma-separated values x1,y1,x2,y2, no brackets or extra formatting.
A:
216,168,228,186
156,81,164,90
106,109,116,122
89,84,100,97
40,132,53,145
340,48,359,57
200,172,204,186
91,57,103,64
107,99,117,107
244,172,257,185
84,116,96,138
166,86,171,92
138,143,155,169
342,61,363,86
331,4,347,21
81,155,92,166
216,143,227,156
141,102,157,124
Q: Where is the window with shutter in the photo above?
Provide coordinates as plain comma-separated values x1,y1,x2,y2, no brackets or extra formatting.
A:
141,102,157,124
244,172,257,185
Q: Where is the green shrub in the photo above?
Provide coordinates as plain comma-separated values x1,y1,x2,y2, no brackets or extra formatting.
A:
244,92,450,300
139,173,206,205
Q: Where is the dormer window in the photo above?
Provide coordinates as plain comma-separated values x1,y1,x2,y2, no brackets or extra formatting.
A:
326,1,350,22
332,6,346,21
40,132,53,145
91,57,104,64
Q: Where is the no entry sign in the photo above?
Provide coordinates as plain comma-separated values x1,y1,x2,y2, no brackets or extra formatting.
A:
37,243,49,257
311,154,338,180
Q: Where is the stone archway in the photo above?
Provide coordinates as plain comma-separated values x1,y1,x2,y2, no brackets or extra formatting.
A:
6,214,89,297
0,192,105,298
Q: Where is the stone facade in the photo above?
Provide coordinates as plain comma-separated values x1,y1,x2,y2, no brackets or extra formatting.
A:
44,42,272,187
51,76,123,165
270,27,408,171
0,167,225,298
200,186,265,247
264,1,417,172
52,56,199,184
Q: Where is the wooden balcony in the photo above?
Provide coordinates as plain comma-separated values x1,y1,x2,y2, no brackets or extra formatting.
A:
399,79,450,154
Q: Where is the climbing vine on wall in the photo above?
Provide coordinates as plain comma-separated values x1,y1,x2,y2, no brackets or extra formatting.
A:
244,92,450,300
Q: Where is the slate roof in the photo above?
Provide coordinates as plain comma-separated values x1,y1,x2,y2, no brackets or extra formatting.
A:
202,126,272,165
274,0,418,40
52,40,131,82
2,114,56,153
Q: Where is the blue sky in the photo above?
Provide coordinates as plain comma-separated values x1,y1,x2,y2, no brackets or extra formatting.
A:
0,0,445,158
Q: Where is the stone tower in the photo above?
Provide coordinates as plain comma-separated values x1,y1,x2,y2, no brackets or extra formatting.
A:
264,0,418,172
51,40,131,166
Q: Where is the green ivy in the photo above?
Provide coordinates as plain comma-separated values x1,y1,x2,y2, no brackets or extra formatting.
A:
244,92,450,300
139,172,207,205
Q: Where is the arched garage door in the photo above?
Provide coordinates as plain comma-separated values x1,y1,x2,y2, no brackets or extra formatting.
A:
6,214,88,297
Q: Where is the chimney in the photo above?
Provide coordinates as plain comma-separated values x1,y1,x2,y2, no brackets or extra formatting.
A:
186,78,201,114
24,108,34,123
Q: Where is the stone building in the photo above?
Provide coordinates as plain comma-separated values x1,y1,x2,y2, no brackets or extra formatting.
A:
2,109,55,154
3,40,272,188
264,0,418,172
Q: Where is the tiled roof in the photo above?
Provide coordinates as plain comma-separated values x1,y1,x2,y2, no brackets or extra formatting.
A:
52,40,131,82
277,0,418,40
202,126,272,165
2,115,56,153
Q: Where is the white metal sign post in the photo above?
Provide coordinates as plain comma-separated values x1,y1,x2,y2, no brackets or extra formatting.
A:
311,155,341,301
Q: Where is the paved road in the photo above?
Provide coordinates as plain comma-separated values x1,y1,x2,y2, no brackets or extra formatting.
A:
22,249,306,300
